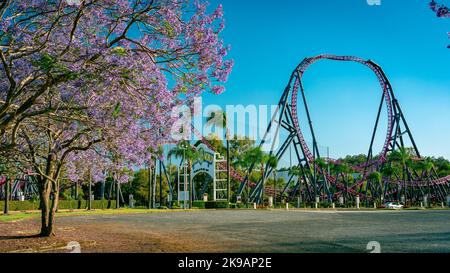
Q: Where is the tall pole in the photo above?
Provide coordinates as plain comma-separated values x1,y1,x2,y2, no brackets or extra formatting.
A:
183,147,187,209
327,147,330,173
289,145,292,206
190,161,193,209
101,178,105,210
88,170,92,211
4,177,10,214
313,146,317,201
75,181,78,200
327,146,331,202
273,171,276,208
260,168,265,206
226,136,230,206
116,173,120,209
159,159,163,207
153,157,157,208
148,162,152,209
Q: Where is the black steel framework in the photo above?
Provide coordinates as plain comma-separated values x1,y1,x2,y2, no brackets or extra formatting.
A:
236,54,450,205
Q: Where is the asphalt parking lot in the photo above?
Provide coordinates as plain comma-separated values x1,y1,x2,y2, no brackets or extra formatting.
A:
55,209,450,253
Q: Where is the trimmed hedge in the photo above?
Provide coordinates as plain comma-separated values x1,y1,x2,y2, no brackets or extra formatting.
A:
192,201,206,209
58,200,117,210
205,201,229,209
169,201,229,209
0,200,117,211
0,200,38,211
229,203,246,209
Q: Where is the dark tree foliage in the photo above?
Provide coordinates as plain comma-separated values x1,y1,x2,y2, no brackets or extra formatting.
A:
430,1,450,48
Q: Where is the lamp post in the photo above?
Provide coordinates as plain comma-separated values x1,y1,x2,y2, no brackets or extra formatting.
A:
4,177,10,215
226,133,230,206
88,169,92,211
159,159,163,207
148,160,152,209
180,143,188,209
114,172,119,209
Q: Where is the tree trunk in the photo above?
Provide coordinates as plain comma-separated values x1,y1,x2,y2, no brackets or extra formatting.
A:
39,179,59,237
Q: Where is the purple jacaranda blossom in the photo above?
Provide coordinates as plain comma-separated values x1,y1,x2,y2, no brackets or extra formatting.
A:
2,0,233,185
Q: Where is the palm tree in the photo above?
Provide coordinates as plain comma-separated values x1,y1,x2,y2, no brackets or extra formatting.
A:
169,141,201,208
244,147,276,205
381,165,395,202
367,171,382,205
267,155,278,207
236,153,252,205
416,157,435,205
332,163,351,204
206,110,231,204
389,147,412,205
423,159,435,202
289,166,303,204
315,158,331,201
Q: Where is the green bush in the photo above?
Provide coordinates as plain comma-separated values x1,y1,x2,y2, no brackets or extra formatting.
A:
0,200,39,211
318,202,332,208
192,201,206,209
229,203,247,209
205,201,229,209
0,200,117,211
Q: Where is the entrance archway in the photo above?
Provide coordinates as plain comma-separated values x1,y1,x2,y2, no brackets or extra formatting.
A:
192,171,213,201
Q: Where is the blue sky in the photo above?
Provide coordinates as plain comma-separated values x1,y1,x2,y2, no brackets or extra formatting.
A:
202,0,450,160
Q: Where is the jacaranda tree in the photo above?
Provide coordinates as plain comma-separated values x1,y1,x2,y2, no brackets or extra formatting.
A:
1,0,232,236
429,0,450,48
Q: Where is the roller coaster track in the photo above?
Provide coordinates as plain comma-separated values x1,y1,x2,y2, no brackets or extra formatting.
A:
0,174,38,199
167,54,447,204
291,55,394,166
233,54,449,204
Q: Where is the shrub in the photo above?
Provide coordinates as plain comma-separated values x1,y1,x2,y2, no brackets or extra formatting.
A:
193,201,206,209
0,200,117,211
229,203,247,209
319,202,332,208
0,201,36,211
205,201,229,209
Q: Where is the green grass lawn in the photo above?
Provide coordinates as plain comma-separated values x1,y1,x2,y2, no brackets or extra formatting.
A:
0,212,37,222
